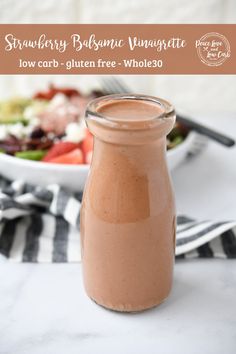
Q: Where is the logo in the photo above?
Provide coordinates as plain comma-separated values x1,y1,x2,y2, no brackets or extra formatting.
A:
195,32,231,66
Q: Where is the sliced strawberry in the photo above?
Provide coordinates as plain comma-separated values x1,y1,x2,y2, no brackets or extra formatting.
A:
48,148,83,164
43,142,79,162
82,129,93,155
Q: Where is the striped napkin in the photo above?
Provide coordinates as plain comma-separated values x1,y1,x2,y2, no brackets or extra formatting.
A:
0,175,236,262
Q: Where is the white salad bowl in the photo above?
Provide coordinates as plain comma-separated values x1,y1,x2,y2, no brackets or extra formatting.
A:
0,131,200,192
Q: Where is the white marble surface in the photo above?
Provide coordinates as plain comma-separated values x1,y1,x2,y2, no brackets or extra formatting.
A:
0,259,235,354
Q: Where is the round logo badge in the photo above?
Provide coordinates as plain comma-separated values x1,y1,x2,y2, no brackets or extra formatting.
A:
196,32,231,66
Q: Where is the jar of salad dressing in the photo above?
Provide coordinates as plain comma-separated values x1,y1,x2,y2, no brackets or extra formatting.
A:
80,94,176,312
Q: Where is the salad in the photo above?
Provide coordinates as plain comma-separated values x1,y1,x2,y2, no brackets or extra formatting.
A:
0,86,187,164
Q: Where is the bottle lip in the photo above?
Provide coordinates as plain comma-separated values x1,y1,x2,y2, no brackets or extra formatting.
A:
85,94,175,130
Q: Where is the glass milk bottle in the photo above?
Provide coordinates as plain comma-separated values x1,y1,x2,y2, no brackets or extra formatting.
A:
80,94,176,312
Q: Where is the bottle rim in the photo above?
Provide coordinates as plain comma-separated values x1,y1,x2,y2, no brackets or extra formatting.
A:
85,94,175,130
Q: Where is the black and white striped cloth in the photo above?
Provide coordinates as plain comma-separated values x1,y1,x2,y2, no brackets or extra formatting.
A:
0,175,236,262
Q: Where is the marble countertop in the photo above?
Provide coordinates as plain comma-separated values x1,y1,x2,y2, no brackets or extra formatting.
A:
0,259,236,354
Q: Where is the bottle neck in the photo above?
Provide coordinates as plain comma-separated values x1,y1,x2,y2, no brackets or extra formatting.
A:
87,118,174,146
92,135,168,173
